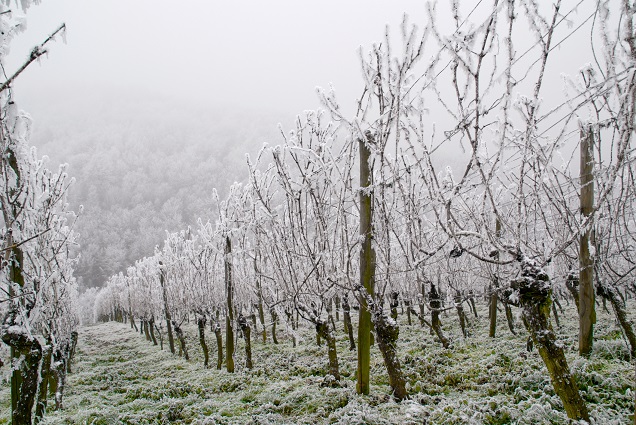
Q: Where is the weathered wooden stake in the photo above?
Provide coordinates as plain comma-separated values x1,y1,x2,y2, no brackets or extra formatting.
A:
579,125,596,357
357,132,375,395
225,236,235,373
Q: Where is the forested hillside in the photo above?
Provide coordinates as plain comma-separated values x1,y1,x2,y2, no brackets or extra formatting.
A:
26,89,280,288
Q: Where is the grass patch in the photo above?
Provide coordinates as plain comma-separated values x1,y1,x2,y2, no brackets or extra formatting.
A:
0,301,633,424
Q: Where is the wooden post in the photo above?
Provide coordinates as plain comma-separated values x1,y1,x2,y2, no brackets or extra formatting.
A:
579,125,596,357
225,235,235,373
357,131,375,395
489,217,501,337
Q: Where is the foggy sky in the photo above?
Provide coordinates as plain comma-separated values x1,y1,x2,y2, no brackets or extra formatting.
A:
9,0,595,117
7,1,600,131
8,1,433,117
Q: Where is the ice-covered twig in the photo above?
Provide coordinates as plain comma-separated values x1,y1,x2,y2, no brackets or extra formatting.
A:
0,23,66,93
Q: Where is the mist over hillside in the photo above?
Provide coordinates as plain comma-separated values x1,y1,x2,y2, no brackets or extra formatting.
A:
25,89,282,289
23,87,470,291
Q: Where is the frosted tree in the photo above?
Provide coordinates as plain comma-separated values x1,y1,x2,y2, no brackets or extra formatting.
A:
316,13,433,399
0,2,78,423
312,0,636,418
246,112,358,380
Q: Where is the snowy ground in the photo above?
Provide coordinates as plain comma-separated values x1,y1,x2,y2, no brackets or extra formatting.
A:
1,301,634,424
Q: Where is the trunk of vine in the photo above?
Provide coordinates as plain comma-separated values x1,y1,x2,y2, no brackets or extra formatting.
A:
342,295,356,351
316,318,340,380
598,282,636,358
489,283,498,338
418,301,426,327
270,308,279,345
565,269,581,312
503,300,517,335
285,309,297,348
154,323,164,350
52,346,68,411
143,320,151,342
213,321,223,370
130,312,138,332
430,284,451,349
468,293,478,318
18,344,41,422
373,311,408,401
165,318,175,354
149,317,158,346
257,281,267,344
389,292,399,321
553,296,564,314
551,302,561,329
2,309,42,425
454,293,469,338
418,283,427,327
67,331,78,374
198,317,210,368
34,342,52,424
250,312,257,331
159,263,176,355
238,314,253,370
511,257,589,422
48,361,57,401
173,321,187,359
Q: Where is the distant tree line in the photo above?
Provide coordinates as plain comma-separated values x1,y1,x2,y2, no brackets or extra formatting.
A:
29,90,280,290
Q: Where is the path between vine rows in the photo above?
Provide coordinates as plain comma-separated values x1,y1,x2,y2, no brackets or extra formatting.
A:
1,304,634,424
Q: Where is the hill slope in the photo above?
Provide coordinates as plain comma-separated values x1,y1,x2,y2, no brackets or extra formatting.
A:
25,89,283,288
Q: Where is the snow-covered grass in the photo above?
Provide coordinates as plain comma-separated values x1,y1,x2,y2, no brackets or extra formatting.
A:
1,301,633,424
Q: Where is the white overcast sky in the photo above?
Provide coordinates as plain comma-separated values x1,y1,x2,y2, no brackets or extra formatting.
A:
6,1,600,125
8,1,434,117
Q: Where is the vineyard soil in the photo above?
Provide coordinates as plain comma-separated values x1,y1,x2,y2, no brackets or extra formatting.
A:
1,302,633,424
